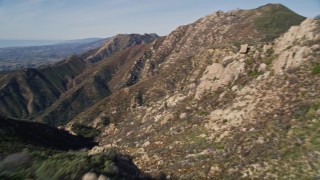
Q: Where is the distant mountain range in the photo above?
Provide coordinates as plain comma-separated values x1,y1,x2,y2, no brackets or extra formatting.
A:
0,38,108,71
0,39,64,48
0,38,104,48
0,33,159,123
1,3,320,179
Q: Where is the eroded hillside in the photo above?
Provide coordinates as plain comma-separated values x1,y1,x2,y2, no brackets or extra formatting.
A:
0,34,158,124
71,6,319,179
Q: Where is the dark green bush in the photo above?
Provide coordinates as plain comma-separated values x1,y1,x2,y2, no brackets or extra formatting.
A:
266,48,274,57
71,123,100,138
248,70,263,77
0,149,122,180
312,64,320,74
35,151,88,179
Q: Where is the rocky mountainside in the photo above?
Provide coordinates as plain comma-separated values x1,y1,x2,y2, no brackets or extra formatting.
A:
84,33,159,63
70,4,318,179
1,3,319,179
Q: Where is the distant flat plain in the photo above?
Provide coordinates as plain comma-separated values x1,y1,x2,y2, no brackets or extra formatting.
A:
0,38,107,71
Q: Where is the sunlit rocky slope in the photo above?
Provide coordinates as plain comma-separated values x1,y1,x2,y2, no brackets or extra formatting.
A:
1,3,319,179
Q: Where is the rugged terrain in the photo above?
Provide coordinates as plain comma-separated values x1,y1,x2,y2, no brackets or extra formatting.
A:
0,33,158,124
0,3,319,179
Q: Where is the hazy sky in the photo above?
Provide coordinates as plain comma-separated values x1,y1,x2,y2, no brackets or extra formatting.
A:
0,0,319,40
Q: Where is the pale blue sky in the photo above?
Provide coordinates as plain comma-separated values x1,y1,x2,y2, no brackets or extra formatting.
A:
0,0,319,40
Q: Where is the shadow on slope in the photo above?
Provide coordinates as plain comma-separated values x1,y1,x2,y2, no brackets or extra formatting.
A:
0,116,97,156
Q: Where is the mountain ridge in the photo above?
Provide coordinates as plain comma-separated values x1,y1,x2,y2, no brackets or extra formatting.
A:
80,17,319,178
67,5,318,178
1,4,319,179
0,33,159,123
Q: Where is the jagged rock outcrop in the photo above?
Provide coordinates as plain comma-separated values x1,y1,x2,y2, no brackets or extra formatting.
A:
273,18,320,74
195,53,246,99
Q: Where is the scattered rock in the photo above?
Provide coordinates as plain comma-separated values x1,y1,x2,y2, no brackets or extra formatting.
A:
179,113,187,119
89,146,105,155
103,124,119,136
142,141,151,147
208,165,221,176
82,172,98,180
98,175,109,180
258,63,267,72
239,44,249,54
231,85,239,91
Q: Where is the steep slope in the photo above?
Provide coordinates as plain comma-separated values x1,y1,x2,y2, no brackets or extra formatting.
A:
84,33,159,63
72,4,306,125
0,4,314,178
0,116,96,156
0,33,158,123
0,56,86,119
70,5,319,179
0,4,300,125
36,44,152,126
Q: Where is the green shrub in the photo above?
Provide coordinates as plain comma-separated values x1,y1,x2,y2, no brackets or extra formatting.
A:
294,102,320,119
245,58,253,66
266,48,274,57
248,70,263,77
0,149,123,180
312,64,320,74
36,152,87,180
71,123,100,138
254,4,305,41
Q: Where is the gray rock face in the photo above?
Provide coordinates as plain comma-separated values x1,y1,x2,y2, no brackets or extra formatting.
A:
273,19,320,74
195,55,245,99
